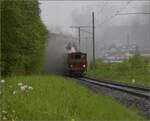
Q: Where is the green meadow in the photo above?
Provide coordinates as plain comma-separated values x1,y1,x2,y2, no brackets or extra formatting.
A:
88,55,150,87
0,75,145,120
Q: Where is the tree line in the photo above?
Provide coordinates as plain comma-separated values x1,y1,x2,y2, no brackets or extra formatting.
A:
1,0,48,77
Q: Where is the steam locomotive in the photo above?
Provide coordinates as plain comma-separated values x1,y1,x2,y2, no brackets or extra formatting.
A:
67,52,87,76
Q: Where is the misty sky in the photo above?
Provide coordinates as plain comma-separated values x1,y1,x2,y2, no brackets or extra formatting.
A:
40,1,150,71
39,1,150,35
40,0,150,57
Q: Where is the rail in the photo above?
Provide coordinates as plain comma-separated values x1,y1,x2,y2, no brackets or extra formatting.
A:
77,77,150,99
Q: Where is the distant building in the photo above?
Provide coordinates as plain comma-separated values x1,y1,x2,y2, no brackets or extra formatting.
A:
101,45,133,63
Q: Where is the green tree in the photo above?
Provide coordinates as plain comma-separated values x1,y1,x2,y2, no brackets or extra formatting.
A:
1,0,48,76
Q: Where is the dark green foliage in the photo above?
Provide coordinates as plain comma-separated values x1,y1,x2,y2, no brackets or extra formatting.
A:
1,0,48,76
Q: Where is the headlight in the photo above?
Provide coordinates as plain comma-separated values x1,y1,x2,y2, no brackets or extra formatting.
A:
70,65,73,67
83,64,86,68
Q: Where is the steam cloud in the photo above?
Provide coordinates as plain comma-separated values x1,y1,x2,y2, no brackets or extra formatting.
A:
43,32,77,74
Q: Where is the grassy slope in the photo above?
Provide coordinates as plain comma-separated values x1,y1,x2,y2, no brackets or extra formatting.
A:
0,75,145,120
88,56,150,87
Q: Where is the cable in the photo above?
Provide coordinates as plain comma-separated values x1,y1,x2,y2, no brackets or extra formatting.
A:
97,1,131,27
95,2,108,24
117,12,150,15
80,29,92,35
97,2,108,15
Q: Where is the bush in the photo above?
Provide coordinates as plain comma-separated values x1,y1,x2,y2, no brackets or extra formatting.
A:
1,0,48,76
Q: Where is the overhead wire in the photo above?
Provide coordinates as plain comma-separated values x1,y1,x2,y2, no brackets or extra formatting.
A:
97,1,131,27
117,12,150,15
80,2,109,36
97,2,108,16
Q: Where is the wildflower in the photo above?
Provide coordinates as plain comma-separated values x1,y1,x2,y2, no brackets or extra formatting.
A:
0,80,5,83
2,110,7,114
18,82,23,86
132,79,135,83
12,110,15,113
71,119,75,121
13,90,17,95
24,85,28,89
12,119,15,121
20,86,26,91
2,116,7,120
28,86,33,90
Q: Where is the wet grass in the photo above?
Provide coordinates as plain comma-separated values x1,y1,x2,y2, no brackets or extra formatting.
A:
0,75,146,120
87,56,150,87
87,68,150,87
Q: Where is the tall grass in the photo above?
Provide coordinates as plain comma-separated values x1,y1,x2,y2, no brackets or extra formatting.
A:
88,55,150,87
0,75,145,120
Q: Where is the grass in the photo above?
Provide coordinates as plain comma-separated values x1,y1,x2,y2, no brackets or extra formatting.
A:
0,75,146,120
87,55,150,87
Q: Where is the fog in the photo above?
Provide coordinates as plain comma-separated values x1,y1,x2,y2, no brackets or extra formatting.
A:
70,1,150,57
39,1,150,74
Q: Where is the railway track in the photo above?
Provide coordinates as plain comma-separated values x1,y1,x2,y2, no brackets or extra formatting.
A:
77,76,150,99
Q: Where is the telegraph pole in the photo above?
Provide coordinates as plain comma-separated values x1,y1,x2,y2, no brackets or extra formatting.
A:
70,11,96,63
70,25,92,52
85,36,88,54
92,12,96,68
78,27,81,51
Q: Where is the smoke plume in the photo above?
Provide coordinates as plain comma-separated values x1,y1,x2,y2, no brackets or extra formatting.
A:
43,32,77,74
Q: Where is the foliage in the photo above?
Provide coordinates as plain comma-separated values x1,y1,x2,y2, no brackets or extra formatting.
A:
88,55,150,87
0,75,144,120
1,0,48,76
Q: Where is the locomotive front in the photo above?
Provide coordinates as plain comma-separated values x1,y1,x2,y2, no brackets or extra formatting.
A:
67,52,87,76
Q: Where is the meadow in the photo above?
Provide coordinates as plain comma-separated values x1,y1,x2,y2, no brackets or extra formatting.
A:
0,75,145,120
88,55,150,87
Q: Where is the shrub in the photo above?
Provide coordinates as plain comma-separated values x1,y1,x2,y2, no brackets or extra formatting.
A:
1,0,48,76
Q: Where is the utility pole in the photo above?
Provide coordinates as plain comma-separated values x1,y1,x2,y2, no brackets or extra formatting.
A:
85,36,88,54
70,26,92,52
127,32,130,47
70,11,96,64
78,27,81,51
92,12,96,68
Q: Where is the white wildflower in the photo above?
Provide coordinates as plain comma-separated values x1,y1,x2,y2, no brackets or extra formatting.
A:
2,116,7,120
2,110,7,114
18,82,23,86
20,86,26,91
132,79,135,83
24,85,28,89
28,86,33,90
0,80,5,83
13,90,17,95
12,110,15,113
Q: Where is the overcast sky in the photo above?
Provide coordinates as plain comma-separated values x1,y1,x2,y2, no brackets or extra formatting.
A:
39,1,150,35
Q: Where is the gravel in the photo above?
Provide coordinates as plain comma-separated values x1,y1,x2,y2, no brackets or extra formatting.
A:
72,78,150,119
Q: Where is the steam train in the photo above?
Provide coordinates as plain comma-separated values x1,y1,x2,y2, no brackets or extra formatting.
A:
67,52,87,76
